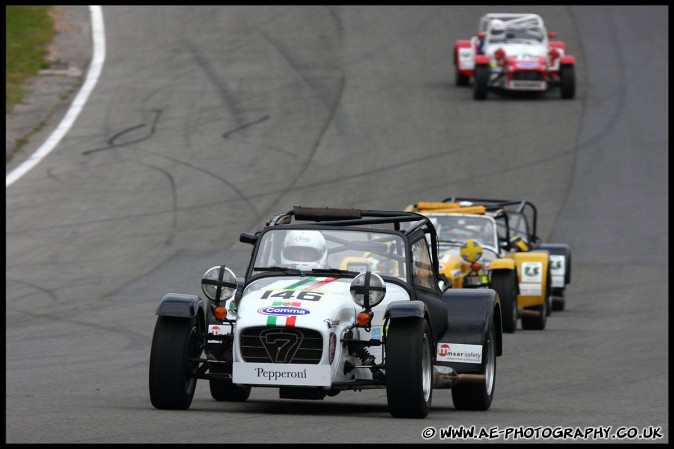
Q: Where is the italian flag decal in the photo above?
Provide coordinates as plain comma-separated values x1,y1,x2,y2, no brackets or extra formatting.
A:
284,277,338,290
266,301,302,327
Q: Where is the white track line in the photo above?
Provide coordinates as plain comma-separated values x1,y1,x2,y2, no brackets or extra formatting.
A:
6,5,106,188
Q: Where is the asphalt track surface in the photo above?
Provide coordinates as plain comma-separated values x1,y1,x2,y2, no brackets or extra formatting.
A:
5,5,668,444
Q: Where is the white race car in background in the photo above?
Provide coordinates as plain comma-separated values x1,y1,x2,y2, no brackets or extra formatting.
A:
454,13,576,100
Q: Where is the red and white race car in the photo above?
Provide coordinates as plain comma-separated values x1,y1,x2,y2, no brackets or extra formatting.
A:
454,13,576,100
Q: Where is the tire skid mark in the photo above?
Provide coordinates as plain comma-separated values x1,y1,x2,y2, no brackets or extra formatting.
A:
144,149,260,217
184,39,259,217
136,162,178,247
570,8,626,154
7,279,60,302
222,115,270,139
6,305,148,350
82,109,162,155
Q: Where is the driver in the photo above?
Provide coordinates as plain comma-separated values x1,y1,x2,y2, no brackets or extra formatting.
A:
281,230,328,270
489,19,507,42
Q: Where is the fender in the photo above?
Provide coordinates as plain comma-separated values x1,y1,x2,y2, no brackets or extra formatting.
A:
475,54,491,65
537,243,571,285
560,55,576,65
490,258,515,271
156,293,205,318
438,289,502,360
549,41,566,51
384,300,426,319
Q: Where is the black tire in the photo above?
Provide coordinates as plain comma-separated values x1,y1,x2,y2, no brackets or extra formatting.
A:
491,271,518,334
149,316,202,410
552,288,565,311
521,296,547,330
455,68,470,86
451,322,496,411
560,64,575,99
209,363,251,402
545,265,552,317
386,318,433,418
473,64,489,100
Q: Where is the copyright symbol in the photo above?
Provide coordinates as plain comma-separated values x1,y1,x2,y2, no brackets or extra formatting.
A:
422,427,436,439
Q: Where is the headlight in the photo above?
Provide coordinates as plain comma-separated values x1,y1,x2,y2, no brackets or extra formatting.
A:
350,272,386,309
201,266,237,303
460,239,483,263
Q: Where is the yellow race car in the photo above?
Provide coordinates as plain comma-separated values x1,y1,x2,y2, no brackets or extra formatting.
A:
405,201,553,332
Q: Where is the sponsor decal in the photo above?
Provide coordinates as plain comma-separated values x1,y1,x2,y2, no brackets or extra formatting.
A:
371,326,382,341
436,342,482,364
510,81,545,90
549,255,565,274
260,301,309,327
519,283,542,296
329,333,336,364
258,306,309,316
324,319,340,329
208,323,231,342
256,367,307,380
552,274,565,288
233,363,332,386
516,61,539,68
522,262,543,282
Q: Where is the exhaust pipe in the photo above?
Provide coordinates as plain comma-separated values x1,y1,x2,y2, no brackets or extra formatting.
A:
433,366,486,389
518,307,541,317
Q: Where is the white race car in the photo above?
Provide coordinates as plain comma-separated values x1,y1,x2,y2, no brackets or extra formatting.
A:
149,206,503,418
454,13,576,100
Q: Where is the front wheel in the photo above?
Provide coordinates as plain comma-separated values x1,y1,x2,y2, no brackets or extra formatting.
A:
491,271,518,333
473,64,489,100
560,64,575,99
386,317,433,418
149,316,202,410
451,322,496,410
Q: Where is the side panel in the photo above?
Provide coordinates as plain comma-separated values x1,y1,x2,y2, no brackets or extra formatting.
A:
537,243,571,286
436,289,501,374
155,293,204,318
514,251,549,308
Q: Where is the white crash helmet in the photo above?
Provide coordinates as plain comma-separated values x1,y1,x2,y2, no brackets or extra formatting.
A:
281,230,328,270
490,19,506,36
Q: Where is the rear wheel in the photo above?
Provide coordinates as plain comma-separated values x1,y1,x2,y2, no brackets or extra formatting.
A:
451,322,496,410
552,288,566,311
545,265,552,317
386,318,433,418
455,68,470,86
521,297,547,330
149,316,202,409
473,64,489,100
491,271,518,333
560,64,575,99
